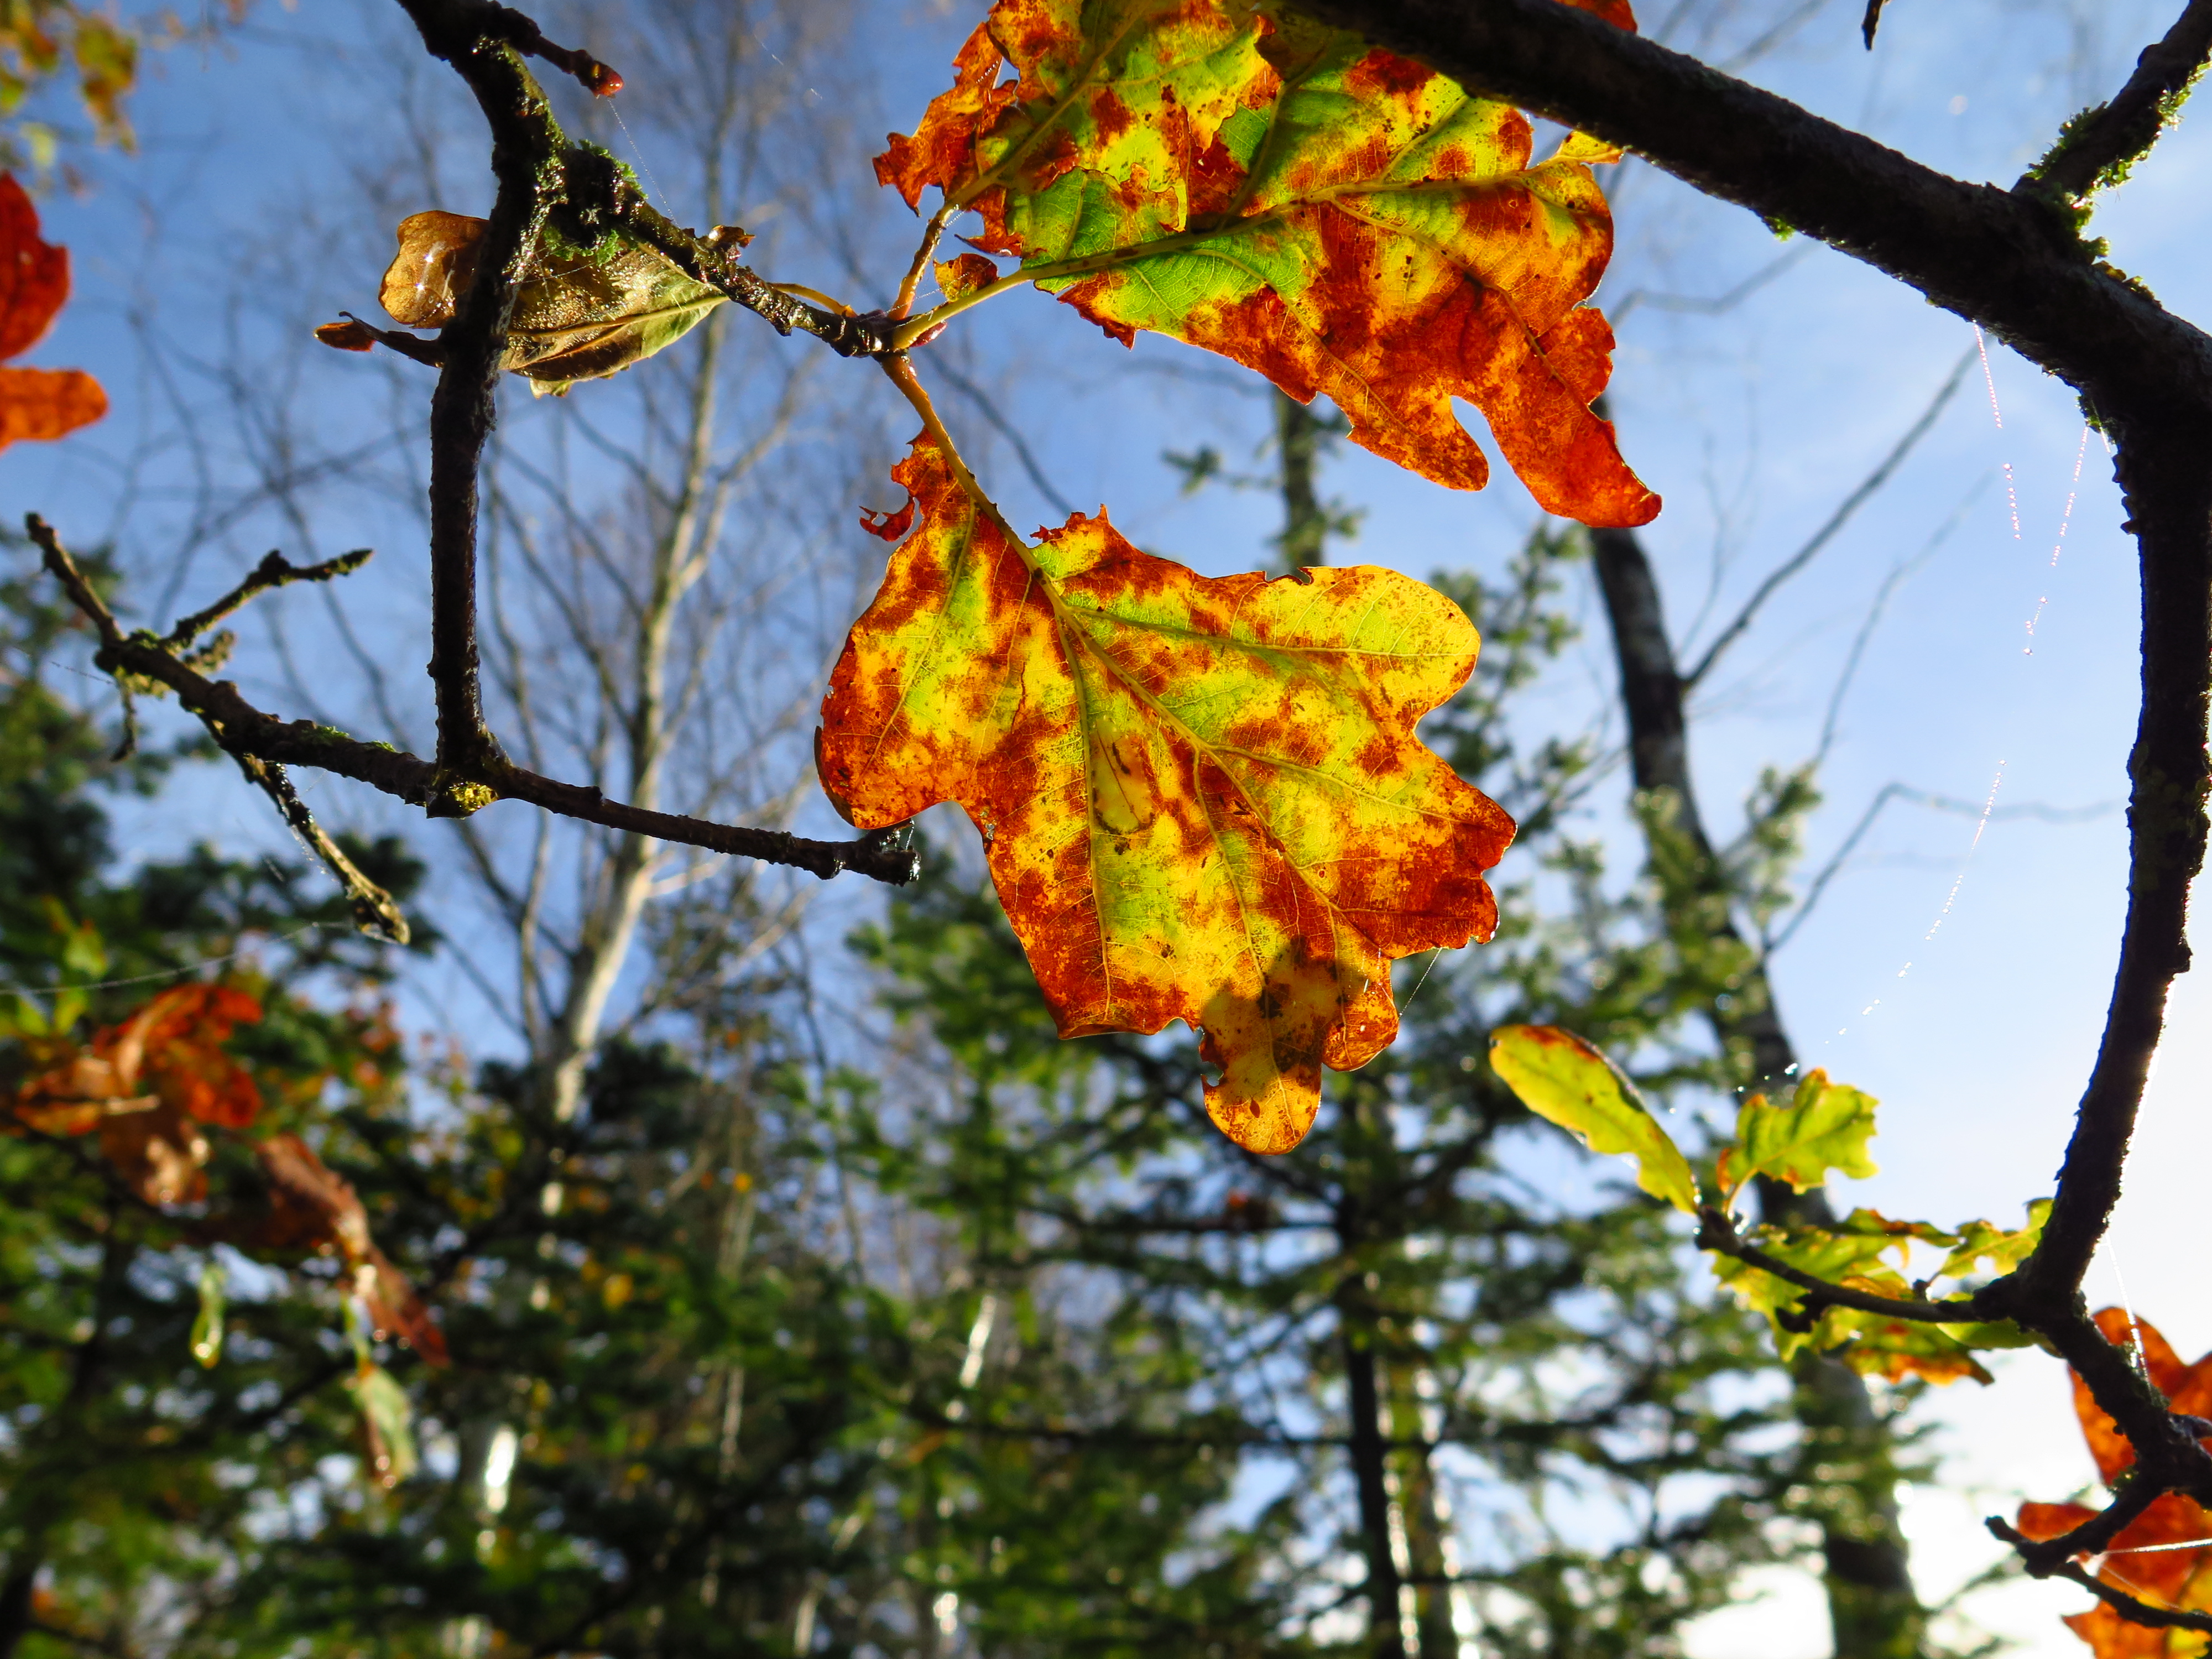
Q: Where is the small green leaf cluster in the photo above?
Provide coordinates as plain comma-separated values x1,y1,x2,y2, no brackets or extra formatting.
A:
1490,1023,2051,1386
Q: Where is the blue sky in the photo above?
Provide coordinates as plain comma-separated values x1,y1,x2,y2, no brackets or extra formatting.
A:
7,0,2209,1650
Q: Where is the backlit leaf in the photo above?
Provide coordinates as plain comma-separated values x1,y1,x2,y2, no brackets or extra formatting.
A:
1487,1024,1697,1213
816,435,1513,1154
372,209,726,395
2019,1311,2212,1654
1710,1213,2031,1384
0,173,103,449
879,0,1658,525
2020,1490,2212,1656
2068,1308,2212,1485
1936,1198,2051,1284
1718,1068,1879,1204
191,1260,225,1369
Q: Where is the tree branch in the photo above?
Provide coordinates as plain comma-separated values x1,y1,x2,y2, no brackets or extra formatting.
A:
1297,0,2212,1620
1694,1209,1979,1324
2025,0,2212,204
163,547,372,652
1681,345,1972,690
1988,1516,2212,1632
29,518,921,887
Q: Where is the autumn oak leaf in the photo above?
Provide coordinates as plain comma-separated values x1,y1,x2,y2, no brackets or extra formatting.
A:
817,436,1514,1155
2019,1311,2212,1656
878,0,1657,526
257,1133,450,1367
0,174,106,451
1488,1024,1699,1213
1717,1068,1880,1204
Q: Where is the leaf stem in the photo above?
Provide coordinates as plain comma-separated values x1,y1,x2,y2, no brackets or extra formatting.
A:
878,355,1029,550
890,203,958,320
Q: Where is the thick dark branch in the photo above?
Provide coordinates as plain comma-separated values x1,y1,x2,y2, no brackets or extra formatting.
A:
2005,1476,2165,1575
390,0,558,780
1694,1209,1978,1324
1988,1517,2212,1632
2026,0,2212,203
29,518,921,886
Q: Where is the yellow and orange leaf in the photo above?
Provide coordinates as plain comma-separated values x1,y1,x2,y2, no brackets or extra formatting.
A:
879,0,1656,526
817,435,1513,1154
0,172,103,449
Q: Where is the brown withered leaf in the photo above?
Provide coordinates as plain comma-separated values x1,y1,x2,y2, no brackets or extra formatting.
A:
371,209,724,395
817,436,1513,1155
14,983,263,1134
257,1134,448,1366
98,1103,209,1207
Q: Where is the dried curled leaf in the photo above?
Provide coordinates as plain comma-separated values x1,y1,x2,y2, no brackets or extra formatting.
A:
314,318,377,353
0,173,103,450
14,983,264,1132
1488,1024,1698,1213
257,1133,450,1366
374,208,725,395
879,0,1656,525
817,436,1513,1154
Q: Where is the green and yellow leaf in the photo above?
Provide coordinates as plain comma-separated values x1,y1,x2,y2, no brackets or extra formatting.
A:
1718,1068,1879,1205
1488,1024,1698,1213
816,435,1514,1155
372,210,726,395
1934,1198,2051,1285
1712,1214,2032,1384
879,0,1658,526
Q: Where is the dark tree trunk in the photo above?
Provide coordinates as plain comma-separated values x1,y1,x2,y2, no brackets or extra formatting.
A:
1341,1310,1406,1658
1589,523,1926,1659
1275,390,1332,570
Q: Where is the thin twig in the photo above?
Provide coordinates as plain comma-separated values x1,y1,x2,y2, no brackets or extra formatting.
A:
1682,343,1973,689
1694,1209,1980,1324
29,517,921,886
1987,1516,2212,1632
164,547,373,651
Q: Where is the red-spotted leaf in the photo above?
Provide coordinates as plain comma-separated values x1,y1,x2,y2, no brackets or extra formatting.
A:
879,0,1656,525
817,435,1514,1155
